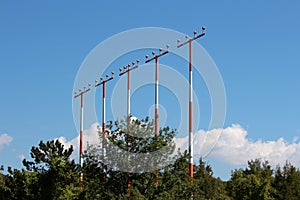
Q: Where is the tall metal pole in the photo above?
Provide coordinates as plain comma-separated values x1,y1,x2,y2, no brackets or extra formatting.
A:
155,57,159,137
95,71,114,181
119,60,139,197
188,41,193,178
177,27,206,180
154,56,159,188
102,81,106,137
145,45,169,187
80,93,84,184
126,67,131,197
74,84,91,190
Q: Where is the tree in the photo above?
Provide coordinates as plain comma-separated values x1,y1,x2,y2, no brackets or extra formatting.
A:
0,165,38,200
82,117,230,199
273,161,300,200
227,159,276,200
22,140,80,199
7,117,300,199
82,117,176,199
0,165,10,199
193,158,230,199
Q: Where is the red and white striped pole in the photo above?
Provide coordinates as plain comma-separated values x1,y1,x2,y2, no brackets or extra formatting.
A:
74,84,91,190
95,71,114,180
80,93,84,183
155,56,159,137
188,41,193,178
127,68,130,197
145,45,169,188
177,27,206,179
102,81,106,141
119,61,139,197
154,56,159,188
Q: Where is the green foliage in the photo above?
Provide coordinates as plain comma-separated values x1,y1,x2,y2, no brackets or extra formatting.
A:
0,167,34,199
1,117,300,199
81,117,229,199
273,162,300,200
227,159,277,200
22,140,80,200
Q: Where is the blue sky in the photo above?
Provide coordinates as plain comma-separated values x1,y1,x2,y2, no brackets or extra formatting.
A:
1,0,300,180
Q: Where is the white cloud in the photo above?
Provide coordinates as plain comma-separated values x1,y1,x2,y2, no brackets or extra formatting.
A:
56,123,100,160
57,123,300,169
175,124,300,168
0,133,13,150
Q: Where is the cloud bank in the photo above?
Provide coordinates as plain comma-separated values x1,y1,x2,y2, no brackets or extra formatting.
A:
175,124,300,168
59,124,300,169
0,133,13,150
57,123,100,160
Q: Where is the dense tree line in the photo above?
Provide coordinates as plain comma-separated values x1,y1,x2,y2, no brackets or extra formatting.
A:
1,118,300,199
